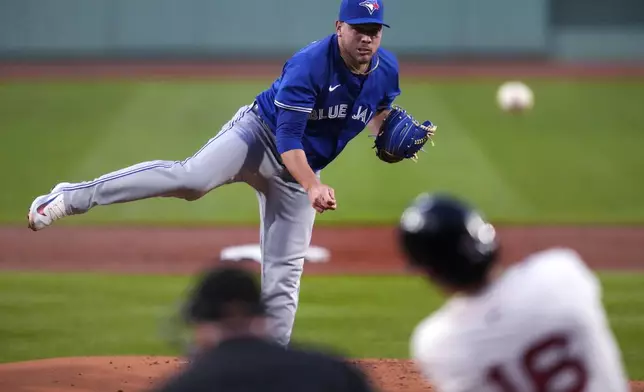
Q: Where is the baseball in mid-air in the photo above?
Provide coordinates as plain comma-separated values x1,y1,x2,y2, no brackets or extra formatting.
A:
496,81,534,112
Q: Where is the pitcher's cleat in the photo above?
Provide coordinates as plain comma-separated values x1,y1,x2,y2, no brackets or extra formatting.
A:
27,183,71,231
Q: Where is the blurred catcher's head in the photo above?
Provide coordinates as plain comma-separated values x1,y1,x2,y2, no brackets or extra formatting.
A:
398,193,499,290
182,265,265,325
162,265,267,355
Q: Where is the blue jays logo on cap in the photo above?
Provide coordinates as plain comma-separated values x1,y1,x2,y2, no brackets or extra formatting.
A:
339,0,390,28
359,0,380,15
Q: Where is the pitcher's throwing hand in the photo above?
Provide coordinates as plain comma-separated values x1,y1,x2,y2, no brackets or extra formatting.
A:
308,184,337,213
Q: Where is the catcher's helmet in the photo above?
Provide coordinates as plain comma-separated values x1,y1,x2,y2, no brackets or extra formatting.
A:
182,266,265,324
398,193,499,287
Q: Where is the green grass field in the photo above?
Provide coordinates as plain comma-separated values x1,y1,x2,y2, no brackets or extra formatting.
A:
1,272,643,379
1,78,643,225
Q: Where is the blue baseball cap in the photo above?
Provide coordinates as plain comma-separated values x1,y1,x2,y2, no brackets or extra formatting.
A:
338,0,390,28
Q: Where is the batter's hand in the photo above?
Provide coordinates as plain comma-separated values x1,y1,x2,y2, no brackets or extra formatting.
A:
308,184,337,213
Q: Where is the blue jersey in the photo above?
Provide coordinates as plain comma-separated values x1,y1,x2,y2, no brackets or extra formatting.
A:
255,33,401,172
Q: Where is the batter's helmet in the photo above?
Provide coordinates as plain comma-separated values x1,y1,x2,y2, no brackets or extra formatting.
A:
398,193,499,287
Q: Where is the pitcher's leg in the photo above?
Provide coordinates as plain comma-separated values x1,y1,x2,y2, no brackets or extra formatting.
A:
69,106,255,213
257,177,316,346
28,105,255,230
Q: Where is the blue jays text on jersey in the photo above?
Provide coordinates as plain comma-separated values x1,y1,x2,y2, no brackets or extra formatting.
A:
255,33,401,172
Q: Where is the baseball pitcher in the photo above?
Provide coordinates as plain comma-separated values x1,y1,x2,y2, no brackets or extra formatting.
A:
398,193,630,392
27,0,437,347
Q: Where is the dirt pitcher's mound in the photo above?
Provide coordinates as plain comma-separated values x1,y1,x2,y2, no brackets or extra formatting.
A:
0,356,183,392
0,356,435,392
0,356,642,392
